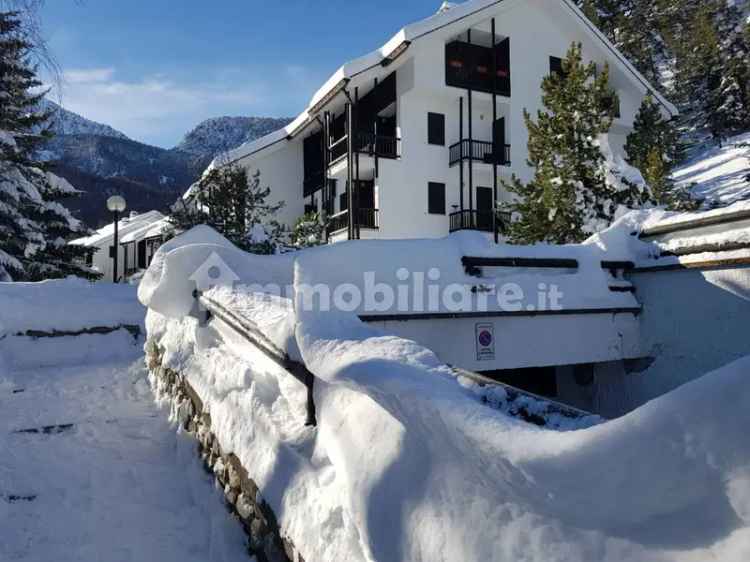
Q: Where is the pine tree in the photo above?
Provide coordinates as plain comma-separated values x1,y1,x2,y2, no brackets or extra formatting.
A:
0,11,97,281
169,165,286,254
504,43,652,244
625,95,699,210
290,211,326,249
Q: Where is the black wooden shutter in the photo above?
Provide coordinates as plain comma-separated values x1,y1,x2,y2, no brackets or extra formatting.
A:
427,113,445,146
428,182,446,215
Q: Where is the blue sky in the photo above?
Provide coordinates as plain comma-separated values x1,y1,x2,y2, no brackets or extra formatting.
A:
42,0,446,148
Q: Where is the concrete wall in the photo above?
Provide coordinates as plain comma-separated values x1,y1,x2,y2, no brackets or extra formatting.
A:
233,138,306,231
366,312,641,373
628,265,750,405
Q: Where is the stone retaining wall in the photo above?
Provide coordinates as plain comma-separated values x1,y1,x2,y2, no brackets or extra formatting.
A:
146,340,305,562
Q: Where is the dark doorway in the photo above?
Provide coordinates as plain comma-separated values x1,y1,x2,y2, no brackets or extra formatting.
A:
476,186,494,231
137,240,147,270
492,117,506,164
481,367,558,398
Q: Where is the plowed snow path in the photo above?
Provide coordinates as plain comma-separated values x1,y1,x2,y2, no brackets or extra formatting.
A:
0,338,247,562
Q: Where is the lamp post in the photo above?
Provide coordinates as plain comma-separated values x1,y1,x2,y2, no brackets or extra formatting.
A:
106,195,127,283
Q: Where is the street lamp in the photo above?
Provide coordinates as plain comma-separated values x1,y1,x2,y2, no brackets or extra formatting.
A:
106,195,127,283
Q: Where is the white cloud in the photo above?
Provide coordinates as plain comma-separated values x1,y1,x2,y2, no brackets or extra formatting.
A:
62,67,115,84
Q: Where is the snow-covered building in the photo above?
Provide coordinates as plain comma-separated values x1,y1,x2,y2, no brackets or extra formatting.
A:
70,211,168,282
204,0,676,243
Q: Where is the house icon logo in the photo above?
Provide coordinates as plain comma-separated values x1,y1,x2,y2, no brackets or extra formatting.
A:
189,252,240,292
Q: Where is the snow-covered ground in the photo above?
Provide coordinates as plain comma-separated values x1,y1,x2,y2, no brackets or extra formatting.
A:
142,227,750,562
0,283,247,562
676,132,750,207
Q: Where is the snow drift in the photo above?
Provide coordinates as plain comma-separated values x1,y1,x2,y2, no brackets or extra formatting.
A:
142,227,750,562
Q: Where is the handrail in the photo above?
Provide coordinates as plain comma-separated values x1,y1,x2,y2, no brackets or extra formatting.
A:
195,291,317,427
453,368,601,425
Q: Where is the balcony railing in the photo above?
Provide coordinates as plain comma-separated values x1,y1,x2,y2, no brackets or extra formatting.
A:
449,139,510,167
449,209,508,234
326,208,380,236
353,132,400,160
329,133,400,166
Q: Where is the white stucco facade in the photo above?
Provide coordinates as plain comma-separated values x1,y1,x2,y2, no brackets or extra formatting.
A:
219,0,675,242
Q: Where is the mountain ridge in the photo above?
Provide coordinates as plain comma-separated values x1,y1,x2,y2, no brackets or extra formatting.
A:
40,100,292,227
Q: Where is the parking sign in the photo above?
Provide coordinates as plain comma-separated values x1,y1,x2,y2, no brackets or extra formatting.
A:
475,322,495,361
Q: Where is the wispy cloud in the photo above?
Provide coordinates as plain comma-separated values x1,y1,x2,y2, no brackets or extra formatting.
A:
62,67,115,84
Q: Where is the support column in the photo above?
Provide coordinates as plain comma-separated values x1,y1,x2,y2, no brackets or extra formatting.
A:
346,102,354,240
491,18,499,243
467,30,474,218
459,97,464,214
354,87,361,240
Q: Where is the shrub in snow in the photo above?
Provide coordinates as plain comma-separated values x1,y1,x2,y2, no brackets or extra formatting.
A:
289,211,326,249
503,42,653,244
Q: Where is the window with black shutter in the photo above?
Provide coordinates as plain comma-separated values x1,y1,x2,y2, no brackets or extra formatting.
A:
550,56,565,78
428,182,446,215
428,112,445,146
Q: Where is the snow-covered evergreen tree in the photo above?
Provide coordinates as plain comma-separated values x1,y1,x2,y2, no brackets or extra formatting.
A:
503,43,652,244
625,95,698,210
290,211,326,249
0,11,97,281
170,165,286,254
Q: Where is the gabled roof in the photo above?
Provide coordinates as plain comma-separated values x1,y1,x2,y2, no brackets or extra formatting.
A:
215,0,676,169
70,210,165,247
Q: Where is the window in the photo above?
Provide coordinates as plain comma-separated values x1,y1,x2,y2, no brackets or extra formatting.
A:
339,192,348,212
427,112,445,146
550,56,565,78
428,182,446,215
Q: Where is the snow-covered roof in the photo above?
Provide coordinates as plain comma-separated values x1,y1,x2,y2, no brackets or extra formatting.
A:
70,210,165,247
212,0,677,171
119,217,171,244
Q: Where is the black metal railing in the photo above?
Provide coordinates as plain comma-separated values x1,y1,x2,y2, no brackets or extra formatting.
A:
449,209,507,234
355,207,380,229
328,133,400,166
449,139,510,167
195,292,317,427
325,208,380,236
354,132,400,159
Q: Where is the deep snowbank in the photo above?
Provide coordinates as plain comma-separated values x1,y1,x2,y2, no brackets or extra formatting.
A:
0,277,144,335
149,296,750,562
141,227,750,561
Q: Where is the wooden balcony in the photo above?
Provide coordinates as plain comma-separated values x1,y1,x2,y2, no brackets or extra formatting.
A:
449,209,508,234
326,208,380,236
329,133,400,166
449,139,511,167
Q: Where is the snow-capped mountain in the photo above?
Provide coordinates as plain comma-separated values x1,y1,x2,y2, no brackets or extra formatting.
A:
36,104,292,227
174,116,292,158
42,99,130,140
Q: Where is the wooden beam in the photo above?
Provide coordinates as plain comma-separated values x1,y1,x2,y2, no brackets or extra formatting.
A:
462,256,579,269
633,256,750,273
640,209,750,239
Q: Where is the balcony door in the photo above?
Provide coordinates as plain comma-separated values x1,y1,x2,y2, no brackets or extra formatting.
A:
476,186,494,231
492,117,506,164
